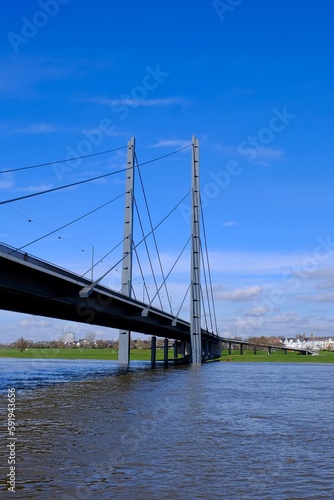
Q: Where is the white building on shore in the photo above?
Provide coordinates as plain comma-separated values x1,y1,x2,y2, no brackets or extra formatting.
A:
283,337,334,351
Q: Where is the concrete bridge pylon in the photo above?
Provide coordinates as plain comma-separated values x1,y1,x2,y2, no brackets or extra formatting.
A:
118,137,135,365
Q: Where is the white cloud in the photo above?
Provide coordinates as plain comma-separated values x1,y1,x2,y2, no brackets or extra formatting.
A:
316,279,334,290
296,293,334,303
216,143,285,167
215,285,262,302
246,305,270,316
222,220,238,227
149,138,191,149
0,173,14,189
89,96,185,108
14,183,53,193
18,318,52,328
8,123,57,135
0,56,75,99
270,312,299,324
207,249,334,276
251,148,285,161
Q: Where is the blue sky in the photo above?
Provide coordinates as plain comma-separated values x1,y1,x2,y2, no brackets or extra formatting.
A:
1,0,334,343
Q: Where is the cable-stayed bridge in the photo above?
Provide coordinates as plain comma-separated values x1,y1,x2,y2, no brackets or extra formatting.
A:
0,240,223,363
0,137,223,365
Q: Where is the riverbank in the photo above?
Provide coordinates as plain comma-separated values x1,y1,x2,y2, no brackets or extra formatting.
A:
1,347,334,363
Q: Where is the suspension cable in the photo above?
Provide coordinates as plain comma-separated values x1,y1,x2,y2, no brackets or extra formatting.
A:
200,241,214,333
0,145,192,206
145,236,191,311
174,282,191,319
81,237,125,278
83,190,191,290
13,193,124,252
0,146,128,174
134,196,164,310
200,285,210,333
1,190,86,252
135,152,173,314
200,195,219,335
131,239,151,303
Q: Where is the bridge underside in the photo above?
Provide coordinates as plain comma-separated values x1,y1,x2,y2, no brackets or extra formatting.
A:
0,246,220,349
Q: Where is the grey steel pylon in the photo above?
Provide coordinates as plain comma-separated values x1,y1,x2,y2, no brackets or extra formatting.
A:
190,135,202,364
118,137,135,364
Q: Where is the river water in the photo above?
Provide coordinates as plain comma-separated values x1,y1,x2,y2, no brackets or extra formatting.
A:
0,358,333,499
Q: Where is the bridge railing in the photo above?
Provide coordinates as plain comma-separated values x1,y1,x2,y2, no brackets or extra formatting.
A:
0,241,88,282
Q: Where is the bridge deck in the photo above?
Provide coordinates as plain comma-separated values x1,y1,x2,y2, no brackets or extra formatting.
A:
0,242,220,344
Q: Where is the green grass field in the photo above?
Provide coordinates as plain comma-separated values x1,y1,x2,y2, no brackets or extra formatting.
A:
1,347,334,363
219,349,334,363
0,347,175,362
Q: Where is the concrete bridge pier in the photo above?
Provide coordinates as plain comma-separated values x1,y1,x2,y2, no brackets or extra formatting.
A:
228,342,232,355
180,341,190,364
240,344,244,355
174,341,179,360
185,341,191,362
203,339,209,360
164,338,169,367
211,340,223,359
208,340,213,359
173,340,191,365
180,341,186,358
151,336,156,368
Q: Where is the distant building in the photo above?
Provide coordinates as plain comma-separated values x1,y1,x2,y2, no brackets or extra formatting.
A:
283,337,334,351
62,331,75,343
